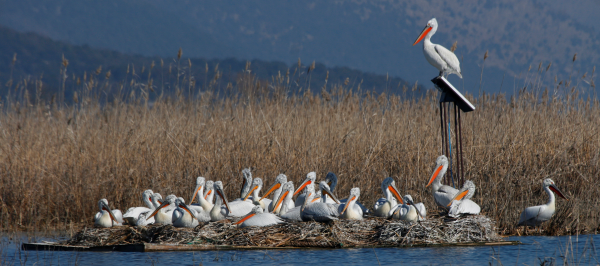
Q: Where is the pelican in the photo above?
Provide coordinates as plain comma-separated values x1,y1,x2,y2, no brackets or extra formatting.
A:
189,177,214,213
390,195,425,222
94,199,120,228
235,206,284,228
518,178,568,227
413,18,462,78
339,188,363,220
209,181,232,221
426,155,459,209
236,168,253,201
301,181,341,222
262,174,294,214
294,172,317,207
273,181,303,222
204,180,215,204
326,172,370,214
172,197,199,228
447,180,480,218
243,177,272,209
122,189,155,225
373,177,403,218
147,194,177,225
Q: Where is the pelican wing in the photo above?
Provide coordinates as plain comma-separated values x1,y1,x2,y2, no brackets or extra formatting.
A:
341,198,369,215
301,203,340,222
227,201,254,217
434,185,459,208
518,205,551,226
280,206,303,222
374,198,393,218
434,44,462,77
123,207,152,225
240,213,284,228
448,199,480,218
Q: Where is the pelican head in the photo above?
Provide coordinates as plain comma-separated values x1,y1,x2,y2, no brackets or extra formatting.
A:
381,177,403,204
319,181,340,204
214,181,232,213
447,180,477,207
204,180,214,200
142,189,154,205
427,155,448,187
324,172,338,191
272,181,294,213
175,197,196,220
244,177,264,201
152,193,163,207
294,172,317,196
235,206,263,225
341,187,360,215
240,168,253,198
97,199,119,223
413,18,438,46
403,194,425,219
260,174,287,201
190,176,206,204
301,185,316,212
147,195,176,219
544,178,568,200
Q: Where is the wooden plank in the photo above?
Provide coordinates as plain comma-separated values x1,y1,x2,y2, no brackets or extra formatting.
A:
21,241,520,252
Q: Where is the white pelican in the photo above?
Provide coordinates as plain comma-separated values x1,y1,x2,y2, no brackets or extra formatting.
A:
172,197,199,228
210,181,232,221
122,189,155,225
326,172,370,214
243,177,272,209
339,188,363,220
236,168,253,201
390,195,425,222
147,194,177,225
518,178,568,227
300,181,341,222
426,155,459,209
235,206,284,228
94,199,120,228
273,181,303,222
262,174,294,214
447,180,480,218
373,177,403,218
413,18,462,78
204,180,215,204
189,177,214,213
294,172,317,207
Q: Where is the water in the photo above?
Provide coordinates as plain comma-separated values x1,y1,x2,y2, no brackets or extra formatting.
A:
1,233,599,265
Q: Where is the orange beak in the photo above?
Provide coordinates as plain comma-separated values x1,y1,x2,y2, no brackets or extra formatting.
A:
244,186,258,201
272,190,289,213
260,183,281,201
427,165,444,187
341,196,356,215
388,185,404,204
293,180,311,196
447,190,469,207
217,189,231,213
413,26,432,46
204,190,212,200
190,185,203,204
549,185,568,200
235,213,256,225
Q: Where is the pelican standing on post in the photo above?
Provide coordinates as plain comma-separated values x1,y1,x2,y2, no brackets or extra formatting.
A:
373,177,403,218
426,155,459,208
447,180,480,218
518,178,568,227
413,18,462,78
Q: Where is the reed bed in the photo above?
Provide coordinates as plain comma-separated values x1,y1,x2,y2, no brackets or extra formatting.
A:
0,57,598,236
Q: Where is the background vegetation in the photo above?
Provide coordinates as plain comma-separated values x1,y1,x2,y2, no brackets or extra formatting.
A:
0,47,597,236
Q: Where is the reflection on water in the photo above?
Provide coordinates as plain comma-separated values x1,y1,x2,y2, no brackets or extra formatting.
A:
1,233,598,265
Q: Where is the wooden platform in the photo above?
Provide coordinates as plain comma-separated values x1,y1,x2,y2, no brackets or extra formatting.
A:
21,240,521,252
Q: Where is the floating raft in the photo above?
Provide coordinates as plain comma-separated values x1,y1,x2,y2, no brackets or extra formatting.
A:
22,215,520,252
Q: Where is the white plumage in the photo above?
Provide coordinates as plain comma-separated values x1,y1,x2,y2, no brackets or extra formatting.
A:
447,180,480,218
339,188,363,220
373,177,403,218
294,172,317,207
426,155,459,209
300,182,340,222
413,18,462,78
94,199,121,228
518,178,568,227
123,189,155,225
235,206,284,227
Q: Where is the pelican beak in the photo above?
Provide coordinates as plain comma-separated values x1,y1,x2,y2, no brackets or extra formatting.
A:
427,164,444,187
204,190,212,200
408,199,424,219
178,202,196,220
147,200,170,219
190,185,203,204
234,213,256,225
327,181,332,187
341,196,356,215
217,188,231,213
101,201,119,223
158,199,163,205
447,189,469,207
388,185,404,204
413,25,432,46
272,190,289,213
293,179,312,196
322,186,341,204
244,186,258,201
260,182,281,202
549,184,568,200
301,192,312,212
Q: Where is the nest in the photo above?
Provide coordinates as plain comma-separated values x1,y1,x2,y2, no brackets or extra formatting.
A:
64,215,503,248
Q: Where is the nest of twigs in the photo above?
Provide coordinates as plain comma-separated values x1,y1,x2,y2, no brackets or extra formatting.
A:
64,215,502,248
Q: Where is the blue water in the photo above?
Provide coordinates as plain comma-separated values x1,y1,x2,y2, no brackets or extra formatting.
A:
1,233,599,265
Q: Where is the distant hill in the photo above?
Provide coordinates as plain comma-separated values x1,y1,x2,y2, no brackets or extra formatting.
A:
0,0,597,95
0,25,419,101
